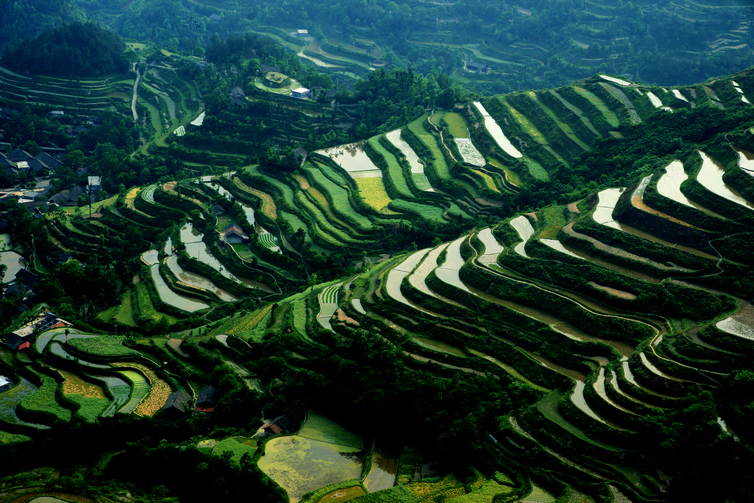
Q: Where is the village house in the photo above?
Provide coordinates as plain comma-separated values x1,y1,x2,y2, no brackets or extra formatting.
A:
223,224,249,244
465,61,490,74
0,375,11,392
162,390,192,417
9,149,32,162
195,385,220,413
258,414,293,437
291,87,311,99
35,152,62,171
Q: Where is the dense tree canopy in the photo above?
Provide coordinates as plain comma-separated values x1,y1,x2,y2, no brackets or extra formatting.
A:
1,21,127,77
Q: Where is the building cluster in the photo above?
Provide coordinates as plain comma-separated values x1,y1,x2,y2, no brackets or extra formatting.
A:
3,311,70,351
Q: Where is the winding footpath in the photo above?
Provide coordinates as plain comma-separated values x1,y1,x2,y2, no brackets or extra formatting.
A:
131,63,141,121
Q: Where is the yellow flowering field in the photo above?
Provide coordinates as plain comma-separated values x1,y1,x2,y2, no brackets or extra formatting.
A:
59,369,106,398
354,177,392,212
113,362,172,417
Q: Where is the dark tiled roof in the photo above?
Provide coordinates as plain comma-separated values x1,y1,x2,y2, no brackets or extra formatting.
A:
196,385,220,407
9,149,32,162
15,269,38,286
35,152,62,170
162,390,192,413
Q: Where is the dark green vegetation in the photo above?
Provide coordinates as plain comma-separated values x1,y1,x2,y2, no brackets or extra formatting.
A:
2,16,754,503
1,22,128,77
2,0,754,94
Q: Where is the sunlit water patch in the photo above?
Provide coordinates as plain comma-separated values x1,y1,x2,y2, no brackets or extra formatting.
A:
510,216,535,257
473,101,522,158
697,151,754,211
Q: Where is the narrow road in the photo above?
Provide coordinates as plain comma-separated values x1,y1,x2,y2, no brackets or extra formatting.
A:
131,63,141,121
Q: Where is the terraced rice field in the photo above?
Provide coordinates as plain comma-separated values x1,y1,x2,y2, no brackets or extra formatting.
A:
697,151,754,210
474,101,523,158
435,236,471,293
260,413,364,503
502,101,548,145
0,378,50,429
455,138,486,166
114,369,150,414
317,284,341,330
407,114,451,179
572,86,621,127
354,177,394,213
443,112,470,138
510,215,536,257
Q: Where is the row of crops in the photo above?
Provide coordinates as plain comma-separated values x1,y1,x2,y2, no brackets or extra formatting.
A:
0,333,184,428
271,136,754,501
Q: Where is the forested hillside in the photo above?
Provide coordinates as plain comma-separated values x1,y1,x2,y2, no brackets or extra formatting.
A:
1,22,127,77
2,4,754,502
0,0,752,93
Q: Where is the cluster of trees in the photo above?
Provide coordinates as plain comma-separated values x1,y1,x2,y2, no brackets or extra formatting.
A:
1,22,128,77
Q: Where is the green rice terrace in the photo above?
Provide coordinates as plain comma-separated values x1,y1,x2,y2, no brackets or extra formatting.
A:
2,66,754,503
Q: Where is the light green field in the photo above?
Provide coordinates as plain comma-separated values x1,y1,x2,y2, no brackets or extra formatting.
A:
368,136,413,198
213,436,258,464
502,101,548,145
523,158,550,182
443,112,469,138
572,86,621,127
526,92,591,151
408,114,451,179
259,435,363,502
0,430,31,444
354,177,394,213
539,206,567,239
69,336,138,357
298,413,364,448
67,395,110,423
306,162,376,231
451,480,514,502
388,199,445,225
114,290,137,326
21,370,71,422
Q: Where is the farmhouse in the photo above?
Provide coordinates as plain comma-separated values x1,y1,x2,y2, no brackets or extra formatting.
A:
0,153,15,170
296,29,309,37
35,152,62,171
0,375,10,392
212,204,227,217
208,13,222,22
15,269,38,287
195,385,220,412
230,86,245,99
9,149,32,162
162,390,192,417
4,325,35,350
48,110,65,118
260,64,279,74
294,147,308,166
26,158,49,175
465,61,490,74
224,224,249,244
259,414,293,437
291,87,311,99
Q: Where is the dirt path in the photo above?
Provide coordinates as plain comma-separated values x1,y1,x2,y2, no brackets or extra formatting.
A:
131,63,141,121
427,112,458,163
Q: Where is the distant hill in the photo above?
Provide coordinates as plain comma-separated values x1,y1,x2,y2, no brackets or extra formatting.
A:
1,21,128,78
0,0,88,50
